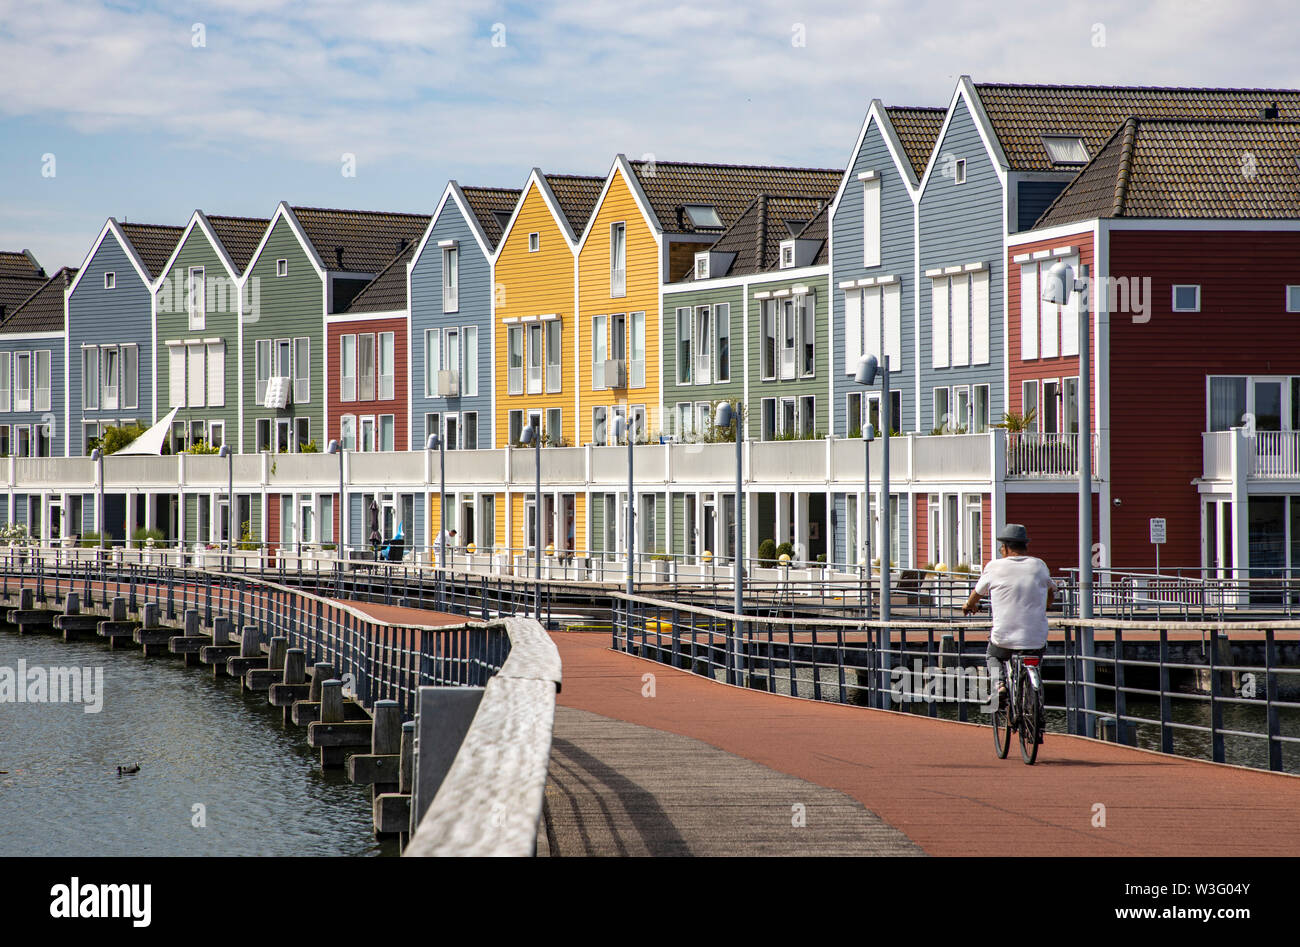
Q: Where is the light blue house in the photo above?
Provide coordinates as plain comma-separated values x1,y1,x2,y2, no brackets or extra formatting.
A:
408,181,520,452
65,219,182,456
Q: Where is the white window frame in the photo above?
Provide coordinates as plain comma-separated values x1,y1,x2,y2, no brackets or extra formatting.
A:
716,303,730,383
276,259,288,277
341,334,357,401
799,292,816,379
120,344,137,411
0,352,9,412
103,272,115,290
379,331,395,400
761,299,777,381
82,346,100,411
185,343,205,409
33,350,51,413
610,222,626,297
293,337,310,404
340,414,357,451
528,232,540,253
442,246,459,313
779,298,797,381
1287,285,1300,313
544,319,562,393
592,315,607,390
188,265,206,331
630,311,646,389
526,322,543,395
14,352,30,412
255,339,271,406
694,305,712,385
506,324,523,395
675,308,691,385
862,174,881,268
206,341,225,408
954,158,967,184
1173,284,1201,313
463,325,478,397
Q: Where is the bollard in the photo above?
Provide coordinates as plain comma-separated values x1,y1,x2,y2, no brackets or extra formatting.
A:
310,663,337,702
1099,717,1117,742
19,587,33,610
283,648,307,685
320,680,345,724
110,596,127,623
65,592,80,616
399,720,415,794
212,617,231,646
372,700,401,756
240,625,261,658
184,608,200,637
938,633,956,670
268,636,288,671
141,602,158,629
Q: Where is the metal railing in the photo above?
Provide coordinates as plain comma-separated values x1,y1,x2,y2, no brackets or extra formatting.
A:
610,593,1300,773
1252,430,1300,478
1060,566,1300,620
1005,431,1098,478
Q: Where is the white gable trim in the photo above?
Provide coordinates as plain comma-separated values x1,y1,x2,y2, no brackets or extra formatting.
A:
917,77,1009,197
491,168,583,263
575,154,662,253
828,100,925,222
66,219,154,297
244,201,327,279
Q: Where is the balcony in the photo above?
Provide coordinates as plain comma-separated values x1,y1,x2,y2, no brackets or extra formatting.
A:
1204,428,1300,481
1005,431,1097,479
1250,430,1300,478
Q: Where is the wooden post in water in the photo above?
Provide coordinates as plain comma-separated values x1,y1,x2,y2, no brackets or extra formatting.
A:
268,636,288,671
284,648,307,684
320,679,344,723
239,625,261,658
213,617,230,645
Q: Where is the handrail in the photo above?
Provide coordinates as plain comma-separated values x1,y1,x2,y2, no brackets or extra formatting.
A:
405,617,561,857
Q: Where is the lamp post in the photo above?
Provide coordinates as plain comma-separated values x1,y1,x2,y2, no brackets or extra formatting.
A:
519,421,542,620
1043,259,1095,734
613,414,635,597
862,422,876,621
90,448,104,552
425,432,447,572
714,402,745,684
327,439,344,574
856,354,891,706
219,444,233,567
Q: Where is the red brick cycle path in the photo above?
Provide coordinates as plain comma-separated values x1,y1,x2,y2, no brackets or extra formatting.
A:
549,631,1300,856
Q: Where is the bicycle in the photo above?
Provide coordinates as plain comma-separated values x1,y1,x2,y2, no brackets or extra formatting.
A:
992,649,1046,764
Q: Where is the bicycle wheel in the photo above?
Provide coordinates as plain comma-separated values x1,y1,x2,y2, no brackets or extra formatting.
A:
1019,673,1042,765
992,682,1012,759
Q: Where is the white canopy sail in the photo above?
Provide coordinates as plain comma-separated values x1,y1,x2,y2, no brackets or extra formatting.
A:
115,407,180,455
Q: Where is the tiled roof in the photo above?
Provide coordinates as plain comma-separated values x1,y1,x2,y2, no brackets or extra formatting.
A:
119,222,184,279
973,82,1300,172
1037,118,1300,226
343,243,415,314
628,159,842,235
0,267,74,334
459,186,522,250
685,194,830,279
0,250,43,281
885,106,946,178
207,215,270,272
541,174,605,239
0,250,48,314
291,206,431,274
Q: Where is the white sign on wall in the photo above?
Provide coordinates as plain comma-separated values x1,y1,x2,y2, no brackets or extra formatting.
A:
1149,518,1167,545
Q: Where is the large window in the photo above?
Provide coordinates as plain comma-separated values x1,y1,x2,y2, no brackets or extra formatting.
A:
545,319,562,393
527,323,543,394
675,308,691,385
15,353,30,412
82,347,99,410
695,306,712,384
592,315,607,389
341,334,357,401
934,267,992,367
378,331,394,400
255,339,271,404
463,326,478,396
780,298,796,380
761,299,777,380
340,414,356,451
357,333,376,401
0,353,9,412
716,304,730,382
506,325,523,395
592,406,607,446
630,311,645,388
800,293,815,377
293,337,310,403
1019,256,1077,361
844,284,900,374
170,342,222,409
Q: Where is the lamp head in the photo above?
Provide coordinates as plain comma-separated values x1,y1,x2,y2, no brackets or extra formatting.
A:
519,424,536,446
714,402,733,428
854,354,879,386
425,433,440,451
1041,260,1074,305
613,416,626,440
219,444,232,458
326,439,341,455
863,423,876,442
90,448,102,461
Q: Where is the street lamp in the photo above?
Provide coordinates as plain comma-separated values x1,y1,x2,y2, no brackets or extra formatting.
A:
219,444,233,565
613,414,634,597
1043,258,1095,734
425,432,448,577
856,354,891,706
714,401,745,685
862,422,876,621
327,439,344,566
90,448,104,551
518,421,542,620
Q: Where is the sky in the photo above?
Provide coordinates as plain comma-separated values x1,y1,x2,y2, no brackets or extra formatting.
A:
1,0,1298,271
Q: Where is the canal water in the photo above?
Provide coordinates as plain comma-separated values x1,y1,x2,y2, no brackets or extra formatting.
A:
0,633,395,856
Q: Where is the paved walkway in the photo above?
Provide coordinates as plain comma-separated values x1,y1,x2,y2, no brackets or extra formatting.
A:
551,632,1300,856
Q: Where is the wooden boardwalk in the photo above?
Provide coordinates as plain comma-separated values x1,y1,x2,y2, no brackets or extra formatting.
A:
549,632,1300,857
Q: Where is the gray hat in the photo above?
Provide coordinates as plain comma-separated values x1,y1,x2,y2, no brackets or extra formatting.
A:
996,523,1030,545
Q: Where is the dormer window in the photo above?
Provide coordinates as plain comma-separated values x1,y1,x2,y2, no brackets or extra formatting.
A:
683,205,722,229
1042,136,1090,165
780,241,796,269
694,253,710,280
103,272,115,290
784,220,807,237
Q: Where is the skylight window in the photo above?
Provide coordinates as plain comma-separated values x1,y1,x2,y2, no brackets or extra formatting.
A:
1042,136,1090,165
683,205,722,229
784,220,807,237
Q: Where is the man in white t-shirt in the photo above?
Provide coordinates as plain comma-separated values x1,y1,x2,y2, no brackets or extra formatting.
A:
962,524,1057,706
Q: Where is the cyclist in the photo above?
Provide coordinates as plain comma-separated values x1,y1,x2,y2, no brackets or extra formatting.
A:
961,524,1056,708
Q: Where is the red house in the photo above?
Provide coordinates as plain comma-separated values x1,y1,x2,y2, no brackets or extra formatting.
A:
1009,116,1300,578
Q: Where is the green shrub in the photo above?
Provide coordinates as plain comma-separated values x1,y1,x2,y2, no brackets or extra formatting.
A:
776,541,794,562
758,538,777,567
79,531,103,548
132,527,164,544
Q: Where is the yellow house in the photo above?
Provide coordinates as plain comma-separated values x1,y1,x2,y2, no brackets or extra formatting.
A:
493,168,602,555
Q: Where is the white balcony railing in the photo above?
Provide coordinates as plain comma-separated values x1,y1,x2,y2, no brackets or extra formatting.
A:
1005,431,1097,478
1252,430,1300,478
